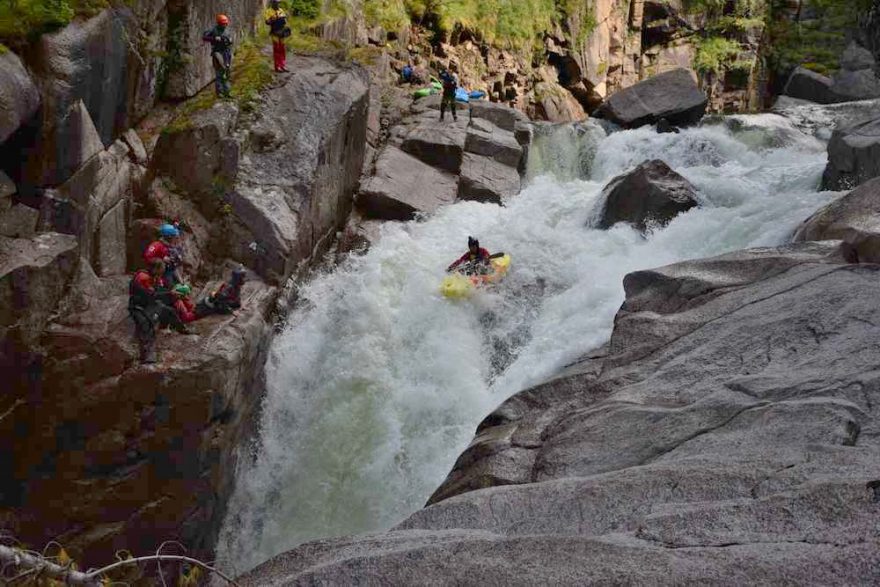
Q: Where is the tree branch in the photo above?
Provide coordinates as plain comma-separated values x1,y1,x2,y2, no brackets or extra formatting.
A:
0,545,240,586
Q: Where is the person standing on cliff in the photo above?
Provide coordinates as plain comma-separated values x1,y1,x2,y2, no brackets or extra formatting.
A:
439,68,459,122
203,14,234,98
265,0,290,73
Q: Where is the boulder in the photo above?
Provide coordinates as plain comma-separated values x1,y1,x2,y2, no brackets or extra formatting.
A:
783,48,880,105
840,42,876,71
794,176,880,263
0,51,40,145
597,159,699,231
401,121,467,173
465,118,523,168
0,233,79,347
594,68,708,128
822,116,880,191
532,81,587,123
829,68,880,102
782,67,840,105
0,204,39,239
214,57,368,283
359,145,458,220
469,100,529,132
243,242,880,585
152,102,240,200
458,153,521,204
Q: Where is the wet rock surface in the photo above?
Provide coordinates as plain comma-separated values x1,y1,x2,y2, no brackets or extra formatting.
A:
795,176,880,263
822,116,880,191
243,241,880,584
597,159,699,231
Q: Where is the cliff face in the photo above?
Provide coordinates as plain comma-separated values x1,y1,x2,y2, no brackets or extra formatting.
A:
0,4,370,568
332,0,766,120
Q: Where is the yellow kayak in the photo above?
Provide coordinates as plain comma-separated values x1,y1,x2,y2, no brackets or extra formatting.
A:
440,254,511,299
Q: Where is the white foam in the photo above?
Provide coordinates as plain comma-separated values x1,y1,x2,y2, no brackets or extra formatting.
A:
217,114,840,574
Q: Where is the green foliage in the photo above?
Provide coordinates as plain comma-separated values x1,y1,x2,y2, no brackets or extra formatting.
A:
163,35,273,134
766,0,874,75
364,0,409,31
0,0,75,43
288,0,322,20
694,36,743,74
422,0,558,47
0,0,115,45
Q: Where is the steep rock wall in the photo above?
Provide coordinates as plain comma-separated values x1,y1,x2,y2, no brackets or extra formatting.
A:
0,55,370,568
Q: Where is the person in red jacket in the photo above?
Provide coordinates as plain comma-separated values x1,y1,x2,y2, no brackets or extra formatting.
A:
447,236,492,275
144,223,183,286
129,260,186,363
171,284,199,323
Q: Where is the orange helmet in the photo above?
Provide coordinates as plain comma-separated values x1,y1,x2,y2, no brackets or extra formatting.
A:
216,14,230,26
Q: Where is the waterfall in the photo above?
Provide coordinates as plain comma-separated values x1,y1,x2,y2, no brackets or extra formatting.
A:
216,106,841,575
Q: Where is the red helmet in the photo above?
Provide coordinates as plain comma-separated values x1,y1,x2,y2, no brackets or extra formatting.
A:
216,14,230,26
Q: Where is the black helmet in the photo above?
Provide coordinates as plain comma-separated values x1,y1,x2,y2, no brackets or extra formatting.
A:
468,236,478,248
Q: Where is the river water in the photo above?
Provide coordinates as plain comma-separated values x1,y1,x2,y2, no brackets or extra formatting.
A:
217,107,842,574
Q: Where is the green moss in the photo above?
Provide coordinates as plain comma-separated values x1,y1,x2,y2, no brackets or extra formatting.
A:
348,45,384,65
163,35,273,133
0,43,8,54
596,61,607,76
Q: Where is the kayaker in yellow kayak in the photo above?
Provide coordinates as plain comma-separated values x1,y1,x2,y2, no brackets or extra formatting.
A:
447,236,492,275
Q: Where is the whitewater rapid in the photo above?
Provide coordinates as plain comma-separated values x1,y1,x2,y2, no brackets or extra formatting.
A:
217,111,840,574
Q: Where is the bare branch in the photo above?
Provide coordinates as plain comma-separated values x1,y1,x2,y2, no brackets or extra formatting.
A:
0,544,239,586
83,554,239,586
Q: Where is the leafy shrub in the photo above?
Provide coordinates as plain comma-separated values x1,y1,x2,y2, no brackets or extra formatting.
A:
694,36,743,74
288,0,321,20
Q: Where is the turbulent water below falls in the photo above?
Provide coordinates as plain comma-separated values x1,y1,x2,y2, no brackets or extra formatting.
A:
217,108,843,574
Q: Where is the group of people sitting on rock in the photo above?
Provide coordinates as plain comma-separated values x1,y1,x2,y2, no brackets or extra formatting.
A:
128,222,246,364
201,2,291,99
